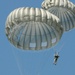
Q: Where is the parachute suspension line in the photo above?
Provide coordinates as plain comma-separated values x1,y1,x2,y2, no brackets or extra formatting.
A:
11,47,24,75
53,42,65,54
36,51,50,75
53,33,71,54
38,50,51,74
53,48,57,53
35,52,46,75
58,43,64,53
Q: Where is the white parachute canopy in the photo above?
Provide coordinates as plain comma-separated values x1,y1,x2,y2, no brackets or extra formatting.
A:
5,7,63,50
41,0,75,32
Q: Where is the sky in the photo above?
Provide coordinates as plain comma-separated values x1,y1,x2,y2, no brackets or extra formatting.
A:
0,0,75,75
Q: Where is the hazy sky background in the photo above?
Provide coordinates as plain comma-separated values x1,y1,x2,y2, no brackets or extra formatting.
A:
0,0,75,75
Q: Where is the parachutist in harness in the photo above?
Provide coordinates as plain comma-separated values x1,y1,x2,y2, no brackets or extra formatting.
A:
53,52,59,65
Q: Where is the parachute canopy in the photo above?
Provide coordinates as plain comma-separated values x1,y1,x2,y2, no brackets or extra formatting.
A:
5,7,63,50
41,0,75,32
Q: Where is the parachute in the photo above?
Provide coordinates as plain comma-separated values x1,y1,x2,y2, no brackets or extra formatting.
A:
41,0,75,32
5,7,63,50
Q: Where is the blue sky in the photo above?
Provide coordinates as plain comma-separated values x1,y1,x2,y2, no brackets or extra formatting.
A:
0,0,75,75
